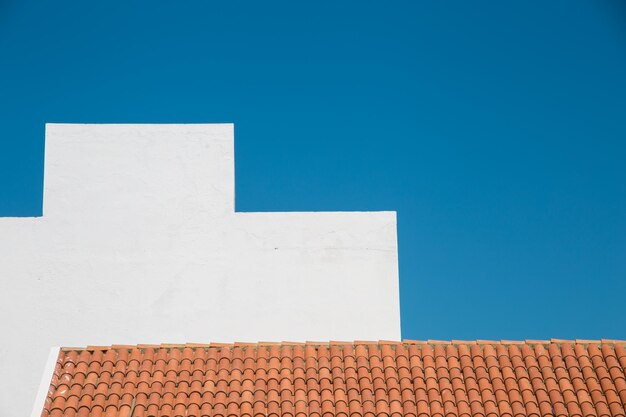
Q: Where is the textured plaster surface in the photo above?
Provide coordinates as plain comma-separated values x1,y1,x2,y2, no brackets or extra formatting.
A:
0,124,399,417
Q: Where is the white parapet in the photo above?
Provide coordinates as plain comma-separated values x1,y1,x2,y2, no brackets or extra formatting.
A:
0,124,400,417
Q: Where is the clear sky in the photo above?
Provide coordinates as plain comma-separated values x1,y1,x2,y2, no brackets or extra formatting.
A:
1,1,625,340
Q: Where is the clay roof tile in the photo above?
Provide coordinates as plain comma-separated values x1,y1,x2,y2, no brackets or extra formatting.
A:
37,341,626,417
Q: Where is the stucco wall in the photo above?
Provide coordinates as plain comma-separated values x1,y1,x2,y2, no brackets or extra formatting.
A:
0,124,400,417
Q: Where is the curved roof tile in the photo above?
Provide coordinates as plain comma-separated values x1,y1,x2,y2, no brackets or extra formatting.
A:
40,340,626,417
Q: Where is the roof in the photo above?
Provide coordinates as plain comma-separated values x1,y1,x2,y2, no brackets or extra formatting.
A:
41,340,626,417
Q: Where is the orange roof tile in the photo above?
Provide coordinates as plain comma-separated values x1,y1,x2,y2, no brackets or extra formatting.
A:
40,340,626,417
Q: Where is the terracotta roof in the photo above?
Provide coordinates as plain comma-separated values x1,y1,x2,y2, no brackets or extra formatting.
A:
40,340,626,417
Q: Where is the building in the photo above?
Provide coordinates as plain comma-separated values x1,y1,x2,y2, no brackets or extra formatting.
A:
0,124,399,417
3,125,625,417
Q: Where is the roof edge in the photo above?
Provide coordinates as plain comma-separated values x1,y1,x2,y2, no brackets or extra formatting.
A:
30,347,60,417
60,339,626,351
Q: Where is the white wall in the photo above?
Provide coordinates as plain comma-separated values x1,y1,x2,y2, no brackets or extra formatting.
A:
0,124,400,417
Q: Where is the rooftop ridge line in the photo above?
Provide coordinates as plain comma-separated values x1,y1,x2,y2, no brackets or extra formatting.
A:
60,339,626,352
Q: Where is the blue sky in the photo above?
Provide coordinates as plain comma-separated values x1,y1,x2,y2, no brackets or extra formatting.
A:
1,1,625,340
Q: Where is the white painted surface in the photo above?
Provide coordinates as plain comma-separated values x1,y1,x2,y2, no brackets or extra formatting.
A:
30,347,60,417
0,124,399,417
